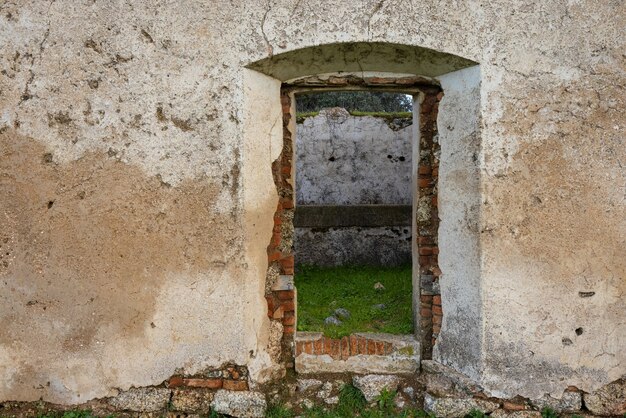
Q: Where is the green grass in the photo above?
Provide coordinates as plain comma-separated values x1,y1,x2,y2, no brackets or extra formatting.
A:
295,265,414,338
36,412,101,418
296,384,430,418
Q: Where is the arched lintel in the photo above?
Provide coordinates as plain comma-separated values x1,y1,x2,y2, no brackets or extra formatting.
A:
246,42,478,81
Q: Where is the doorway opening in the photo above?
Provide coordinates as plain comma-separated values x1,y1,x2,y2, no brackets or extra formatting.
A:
294,90,415,338
264,74,443,373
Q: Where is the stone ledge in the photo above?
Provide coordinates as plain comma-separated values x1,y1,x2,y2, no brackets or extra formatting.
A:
294,205,412,228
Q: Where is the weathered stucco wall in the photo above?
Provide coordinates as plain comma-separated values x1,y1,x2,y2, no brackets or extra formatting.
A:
296,109,412,205
0,0,624,404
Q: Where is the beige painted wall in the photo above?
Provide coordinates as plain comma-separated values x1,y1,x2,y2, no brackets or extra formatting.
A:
0,0,624,403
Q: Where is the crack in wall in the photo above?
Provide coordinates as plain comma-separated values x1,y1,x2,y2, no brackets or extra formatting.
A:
260,0,274,57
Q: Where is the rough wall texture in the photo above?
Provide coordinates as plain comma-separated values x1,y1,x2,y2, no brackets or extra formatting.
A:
296,109,412,205
0,0,624,404
294,227,412,267
294,110,413,267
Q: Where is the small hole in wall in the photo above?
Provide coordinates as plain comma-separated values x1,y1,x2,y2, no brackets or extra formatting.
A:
47,201,54,209
562,337,573,346
575,327,583,336
328,156,336,162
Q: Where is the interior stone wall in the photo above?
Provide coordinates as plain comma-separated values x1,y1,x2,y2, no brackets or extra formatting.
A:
296,110,413,205
0,0,623,404
294,110,413,267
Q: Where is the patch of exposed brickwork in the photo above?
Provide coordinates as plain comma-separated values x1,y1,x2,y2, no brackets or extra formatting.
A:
295,334,402,360
267,78,444,366
417,89,442,359
167,364,250,391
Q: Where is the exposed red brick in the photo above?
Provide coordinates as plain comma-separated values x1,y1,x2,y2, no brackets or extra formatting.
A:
350,335,358,355
503,401,527,411
419,247,434,255
324,337,332,355
420,295,433,303
418,178,431,188
313,338,323,354
432,305,443,315
223,380,248,391
280,255,294,270
283,325,295,334
358,336,367,354
420,308,433,318
341,337,350,359
419,165,432,175
295,341,303,356
376,341,385,355
184,378,222,389
283,314,295,326
168,375,184,388
367,340,377,355
268,251,281,262
277,290,294,300
304,341,313,354
433,295,442,305
418,236,434,245
331,339,341,359
282,301,295,312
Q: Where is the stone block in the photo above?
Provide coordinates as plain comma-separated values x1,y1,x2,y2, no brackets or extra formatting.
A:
353,374,401,402
490,410,542,418
424,393,500,418
171,388,213,412
297,378,323,393
421,360,483,397
584,379,626,416
529,390,582,413
211,389,267,418
107,387,171,412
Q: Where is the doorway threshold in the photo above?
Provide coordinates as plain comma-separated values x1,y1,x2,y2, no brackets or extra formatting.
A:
295,332,420,375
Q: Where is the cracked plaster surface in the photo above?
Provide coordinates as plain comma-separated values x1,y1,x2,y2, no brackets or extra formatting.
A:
0,0,624,404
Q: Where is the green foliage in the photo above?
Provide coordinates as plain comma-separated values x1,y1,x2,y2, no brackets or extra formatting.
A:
295,265,414,338
541,407,558,418
209,410,229,418
375,388,397,413
464,409,487,418
336,383,367,416
300,405,338,418
266,403,295,418
296,91,413,113
36,411,100,418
